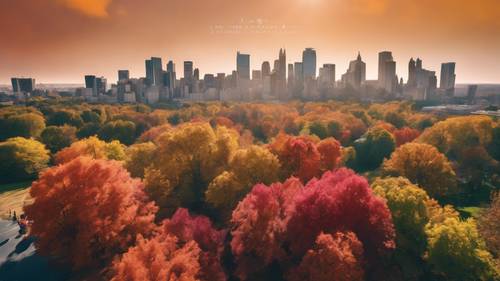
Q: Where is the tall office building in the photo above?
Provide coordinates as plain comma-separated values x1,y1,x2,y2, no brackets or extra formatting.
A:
85,75,106,96
319,64,335,85
261,61,271,77
302,48,317,79
405,58,437,100
184,61,194,80
194,68,200,80
252,70,262,80
145,57,163,86
118,70,130,81
378,51,397,91
278,49,287,80
167,61,175,73
294,62,303,82
440,62,456,94
11,78,35,93
236,52,250,80
341,52,366,89
288,63,294,85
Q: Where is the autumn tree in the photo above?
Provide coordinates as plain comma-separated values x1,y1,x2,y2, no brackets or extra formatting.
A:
287,232,365,281
111,234,202,281
24,157,158,270
206,145,280,219
125,142,157,178
0,113,46,141
76,122,101,139
162,208,227,281
47,109,84,128
138,123,172,143
54,136,126,164
372,177,430,254
145,122,239,217
231,169,395,280
269,134,341,183
478,192,500,257
40,125,77,153
426,217,499,281
393,127,420,147
382,143,457,199
352,127,395,171
0,137,49,183
98,120,137,145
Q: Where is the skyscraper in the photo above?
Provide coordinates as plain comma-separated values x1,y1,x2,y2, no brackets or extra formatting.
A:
11,78,35,93
236,52,250,80
294,62,303,82
440,62,456,95
378,51,396,91
118,70,130,81
85,75,106,96
261,61,271,77
341,52,366,89
302,48,317,79
145,57,163,86
288,63,294,85
319,64,336,86
278,49,287,81
184,61,194,80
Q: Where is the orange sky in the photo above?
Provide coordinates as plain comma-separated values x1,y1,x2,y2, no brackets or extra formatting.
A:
1,0,499,84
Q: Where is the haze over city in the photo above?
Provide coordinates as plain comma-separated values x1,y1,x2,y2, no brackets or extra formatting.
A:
1,0,500,84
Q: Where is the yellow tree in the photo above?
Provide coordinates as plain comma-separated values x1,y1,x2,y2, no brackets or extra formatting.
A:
382,143,457,199
54,136,126,164
206,145,280,219
125,142,157,178
144,122,239,217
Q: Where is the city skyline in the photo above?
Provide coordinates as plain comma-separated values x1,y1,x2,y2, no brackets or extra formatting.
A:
1,0,500,84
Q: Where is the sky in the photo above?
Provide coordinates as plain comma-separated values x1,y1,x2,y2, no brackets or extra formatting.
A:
1,0,499,84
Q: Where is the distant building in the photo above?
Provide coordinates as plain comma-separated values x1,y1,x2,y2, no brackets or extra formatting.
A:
252,70,262,80
302,48,317,79
118,70,130,81
405,58,437,100
261,61,271,77
11,78,35,93
236,52,250,80
145,57,163,86
440,62,456,96
378,51,397,93
85,75,106,96
319,64,335,87
341,52,366,89
184,61,194,80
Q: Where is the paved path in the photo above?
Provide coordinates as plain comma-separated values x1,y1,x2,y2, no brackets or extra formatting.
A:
0,220,68,281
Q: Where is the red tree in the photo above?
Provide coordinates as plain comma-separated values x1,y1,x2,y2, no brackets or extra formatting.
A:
285,168,395,260
317,138,342,172
230,178,302,279
111,234,202,281
24,157,158,270
393,127,420,147
163,208,227,281
288,232,365,281
231,168,395,280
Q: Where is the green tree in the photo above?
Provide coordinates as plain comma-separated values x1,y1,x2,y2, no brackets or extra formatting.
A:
353,127,395,171
98,120,137,145
40,125,77,153
0,113,46,141
0,137,50,183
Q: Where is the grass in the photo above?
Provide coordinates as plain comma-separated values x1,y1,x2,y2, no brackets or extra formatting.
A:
0,181,33,220
458,206,484,219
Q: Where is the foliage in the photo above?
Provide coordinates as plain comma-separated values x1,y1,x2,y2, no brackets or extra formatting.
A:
47,109,84,128
40,125,77,153
0,137,49,183
206,145,280,219
231,168,395,279
287,232,365,281
145,122,239,217
382,143,457,199
98,120,137,145
352,127,395,172
478,192,500,257
393,127,420,147
54,136,126,164
0,112,46,141
372,177,430,254
425,217,500,281
125,142,157,178
24,157,158,270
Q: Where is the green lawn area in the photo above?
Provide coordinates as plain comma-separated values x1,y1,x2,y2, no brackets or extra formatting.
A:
0,181,33,219
458,206,484,219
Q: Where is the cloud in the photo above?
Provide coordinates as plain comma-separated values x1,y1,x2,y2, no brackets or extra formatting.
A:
59,0,113,18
